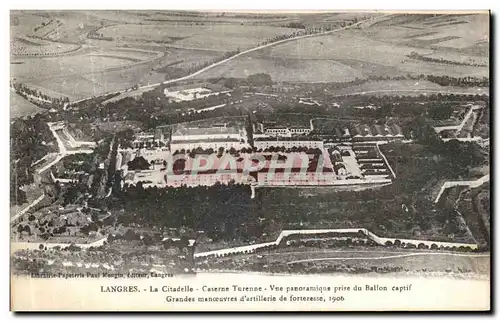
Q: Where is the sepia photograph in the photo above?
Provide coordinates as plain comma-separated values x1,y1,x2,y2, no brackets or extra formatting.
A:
9,9,491,311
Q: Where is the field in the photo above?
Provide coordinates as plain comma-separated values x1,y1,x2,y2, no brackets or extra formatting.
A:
12,47,168,100
202,247,490,275
12,48,160,78
196,55,365,82
10,91,44,119
99,24,302,52
11,37,81,56
14,10,308,101
10,11,489,116
196,13,489,82
325,80,489,97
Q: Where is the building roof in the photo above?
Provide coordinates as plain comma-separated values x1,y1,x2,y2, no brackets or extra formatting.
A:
171,138,241,144
172,125,239,137
265,127,289,131
371,125,384,137
254,136,322,142
354,124,372,137
334,128,342,138
390,124,404,136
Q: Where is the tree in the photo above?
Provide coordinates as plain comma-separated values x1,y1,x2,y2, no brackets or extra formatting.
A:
247,73,273,87
428,104,453,120
10,184,27,206
224,78,239,89
127,156,151,171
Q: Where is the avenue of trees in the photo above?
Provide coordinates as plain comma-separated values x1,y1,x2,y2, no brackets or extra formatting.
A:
407,51,488,68
11,82,70,108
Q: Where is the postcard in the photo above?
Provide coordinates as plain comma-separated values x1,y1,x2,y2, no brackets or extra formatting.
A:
10,9,490,311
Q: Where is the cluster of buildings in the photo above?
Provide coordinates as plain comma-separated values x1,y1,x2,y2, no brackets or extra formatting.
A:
315,123,404,144
252,121,324,149
122,152,339,188
253,121,313,138
433,104,486,143
119,118,395,189
132,128,168,148
253,137,324,150
351,124,404,143
352,144,393,180
163,84,231,103
170,124,248,152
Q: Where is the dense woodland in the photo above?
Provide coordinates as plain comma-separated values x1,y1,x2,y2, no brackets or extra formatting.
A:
10,115,56,205
110,183,259,242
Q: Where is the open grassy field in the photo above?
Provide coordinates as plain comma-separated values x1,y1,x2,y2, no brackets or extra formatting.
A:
196,13,489,82
10,91,44,119
14,11,305,100
325,80,489,97
205,247,490,275
196,55,364,82
11,37,81,56
10,11,489,107
99,23,303,51
11,11,104,44
12,46,168,99
12,48,160,79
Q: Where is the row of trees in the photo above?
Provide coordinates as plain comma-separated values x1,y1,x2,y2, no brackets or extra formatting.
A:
425,75,489,87
407,51,488,68
12,82,70,108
